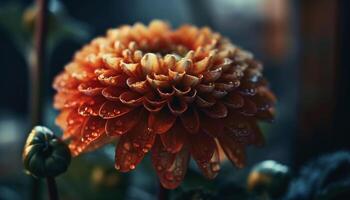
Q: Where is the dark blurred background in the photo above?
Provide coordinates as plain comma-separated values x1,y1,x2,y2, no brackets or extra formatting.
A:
0,0,349,199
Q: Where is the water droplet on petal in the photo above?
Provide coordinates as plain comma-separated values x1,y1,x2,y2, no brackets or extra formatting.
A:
157,165,163,171
133,142,140,148
123,142,131,151
211,163,220,172
164,172,174,181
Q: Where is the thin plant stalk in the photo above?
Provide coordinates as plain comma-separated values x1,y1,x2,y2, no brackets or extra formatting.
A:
29,0,54,199
46,177,59,200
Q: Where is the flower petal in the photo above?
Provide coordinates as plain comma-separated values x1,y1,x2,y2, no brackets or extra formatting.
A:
55,109,70,130
215,82,235,92
211,89,228,99
216,58,233,71
70,116,106,156
81,117,106,143
143,93,167,112
195,95,216,107
65,62,94,81
63,109,85,139
160,121,186,153
239,81,257,96
182,74,203,87
168,69,185,83
192,56,212,74
83,132,115,153
53,73,79,92
239,98,257,116
196,83,215,93
78,97,105,116
99,101,133,119
146,75,170,88
180,107,199,134
120,61,141,77
126,77,151,93
200,102,228,119
62,93,90,108
153,143,190,189
102,86,128,101
252,88,276,111
172,85,191,96
115,115,156,172
151,138,176,175
167,97,188,115
224,93,244,108
256,108,275,122
157,87,175,99
190,131,220,179
105,109,141,136
78,81,104,96
200,115,224,137
175,58,192,73
203,67,222,82
180,89,196,104
98,71,127,87
198,145,220,179
189,130,216,171
224,113,263,145
217,130,246,168
119,91,144,106
148,109,177,134
141,53,161,75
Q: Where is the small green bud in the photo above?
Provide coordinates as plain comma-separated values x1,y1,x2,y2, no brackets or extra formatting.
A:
247,160,291,198
23,126,71,178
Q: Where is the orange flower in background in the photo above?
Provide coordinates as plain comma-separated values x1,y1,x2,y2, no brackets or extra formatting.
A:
53,20,276,189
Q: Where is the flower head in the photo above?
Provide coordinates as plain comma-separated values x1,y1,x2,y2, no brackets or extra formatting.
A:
53,20,276,189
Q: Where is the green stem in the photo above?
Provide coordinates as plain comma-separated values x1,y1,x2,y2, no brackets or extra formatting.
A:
29,0,49,199
46,177,59,200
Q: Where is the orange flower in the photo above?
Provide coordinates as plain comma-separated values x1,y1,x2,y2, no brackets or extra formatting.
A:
53,20,276,189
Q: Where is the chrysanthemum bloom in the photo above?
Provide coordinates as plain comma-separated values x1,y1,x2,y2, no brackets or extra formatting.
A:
53,20,276,189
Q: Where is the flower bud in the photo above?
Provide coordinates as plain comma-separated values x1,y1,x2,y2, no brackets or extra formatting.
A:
23,126,71,178
247,160,291,198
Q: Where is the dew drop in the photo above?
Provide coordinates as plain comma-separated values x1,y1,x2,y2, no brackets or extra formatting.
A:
164,172,174,181
123,142,131,151
211,163,220,172
157,165,163,171
92,131,98,137
129,164,135,170
116,130,124,135
133,142,140,148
